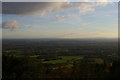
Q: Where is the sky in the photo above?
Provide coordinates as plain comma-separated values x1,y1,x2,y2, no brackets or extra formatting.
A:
1,2,118,39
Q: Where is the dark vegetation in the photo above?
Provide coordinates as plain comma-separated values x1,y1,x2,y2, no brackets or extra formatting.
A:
2,39,119,80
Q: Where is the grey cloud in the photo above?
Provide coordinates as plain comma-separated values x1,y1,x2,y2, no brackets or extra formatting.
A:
2,20,20,30
3,2,70,15
2,2,110,16
0,2,1,14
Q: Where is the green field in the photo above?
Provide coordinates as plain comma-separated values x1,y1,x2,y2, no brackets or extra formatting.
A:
42,56,84,64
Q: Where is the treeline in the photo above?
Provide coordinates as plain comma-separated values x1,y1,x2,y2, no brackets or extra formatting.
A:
2,55,120,80
3,40,118,56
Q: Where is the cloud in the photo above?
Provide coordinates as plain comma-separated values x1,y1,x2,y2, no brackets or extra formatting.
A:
2,2,110,16
2,20,20,30
1,20,46,30
2,0,119,2
54,15,65,22
3,2,65,16
54,14,80,22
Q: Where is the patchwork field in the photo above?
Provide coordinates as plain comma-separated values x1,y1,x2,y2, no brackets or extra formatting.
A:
42,56,84,64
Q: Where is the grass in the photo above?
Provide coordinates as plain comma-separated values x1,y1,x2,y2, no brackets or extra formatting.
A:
42,60,66,64
60,56,83,60
30,55,40,58
42,56,84,64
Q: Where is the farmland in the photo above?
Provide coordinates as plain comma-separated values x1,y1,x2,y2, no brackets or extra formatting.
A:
2,39,119,80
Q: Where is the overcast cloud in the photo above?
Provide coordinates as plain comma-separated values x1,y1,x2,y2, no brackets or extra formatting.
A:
2,2,110,16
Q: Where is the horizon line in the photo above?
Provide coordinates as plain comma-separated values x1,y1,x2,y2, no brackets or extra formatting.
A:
1,37,118,40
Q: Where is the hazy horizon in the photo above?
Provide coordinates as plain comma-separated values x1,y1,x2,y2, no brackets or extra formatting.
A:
0,38,118,40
